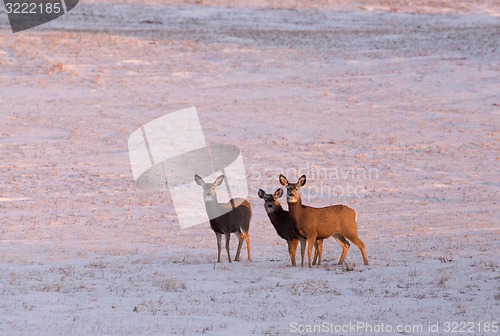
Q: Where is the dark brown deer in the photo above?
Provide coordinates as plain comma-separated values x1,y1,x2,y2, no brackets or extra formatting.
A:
258,188,323,267
279,174,369,268
195,174,251,263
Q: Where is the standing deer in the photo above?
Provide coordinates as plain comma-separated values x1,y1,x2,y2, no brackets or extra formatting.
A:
279,174,369,268
258,188,323,267
195,174,251,263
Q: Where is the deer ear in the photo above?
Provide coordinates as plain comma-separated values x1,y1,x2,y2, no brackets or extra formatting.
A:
274,188,283,199
214,175,224,187
279,174,288,186
298,175,307,187
257,189,265,199
194,174,204,186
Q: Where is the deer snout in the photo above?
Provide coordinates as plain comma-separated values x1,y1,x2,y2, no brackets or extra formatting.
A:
204,189,215,200
286,192,298,203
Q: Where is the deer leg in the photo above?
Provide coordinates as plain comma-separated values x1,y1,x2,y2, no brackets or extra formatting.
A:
215,232,222,263
318,239,324,265
286,240,293,266
307,235,316,268
234,232,244,262
224,232,232,263
289,239,299,267
299,237,306,267
349,236,369,265
312,241,318,266
244,232,251,261
333,233,350,265
313,239,323,266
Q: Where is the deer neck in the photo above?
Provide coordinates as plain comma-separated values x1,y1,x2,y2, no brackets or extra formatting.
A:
204,199,225,219
287,197,304,220
268,204,285,221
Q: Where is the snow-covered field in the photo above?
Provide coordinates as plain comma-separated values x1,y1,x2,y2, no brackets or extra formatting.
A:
0,1,499,335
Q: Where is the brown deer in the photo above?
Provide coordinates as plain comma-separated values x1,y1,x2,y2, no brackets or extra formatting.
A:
195,174,251,263
258,188,323,267
279,174,369,268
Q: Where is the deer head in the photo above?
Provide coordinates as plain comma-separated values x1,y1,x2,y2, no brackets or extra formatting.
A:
258,188,284,214
194,174,224,202
279,174,306,204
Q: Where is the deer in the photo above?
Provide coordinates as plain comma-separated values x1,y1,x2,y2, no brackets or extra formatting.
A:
279,174,369,268
195,174,251,263
258,188,324,267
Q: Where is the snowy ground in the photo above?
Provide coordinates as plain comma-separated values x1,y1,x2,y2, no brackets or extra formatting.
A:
0,1,499,335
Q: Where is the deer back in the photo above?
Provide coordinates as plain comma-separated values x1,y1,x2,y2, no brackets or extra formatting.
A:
208,198,251,234
290,203,357,239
